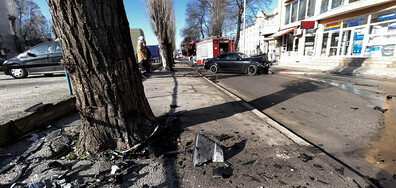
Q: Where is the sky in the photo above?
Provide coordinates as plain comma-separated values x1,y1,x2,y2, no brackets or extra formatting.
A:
34,0,278,48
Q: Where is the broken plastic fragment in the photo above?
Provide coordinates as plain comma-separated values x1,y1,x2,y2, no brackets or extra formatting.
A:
193,134,224,166
111,165,120,175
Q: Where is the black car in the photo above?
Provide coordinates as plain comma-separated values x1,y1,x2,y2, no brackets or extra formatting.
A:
3,41,64,78
204,52,270,75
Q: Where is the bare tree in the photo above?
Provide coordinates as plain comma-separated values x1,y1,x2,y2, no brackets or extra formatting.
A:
208,0,227,37
14,0,51,48
47,0,157,156
229,0,272,51
182,0,209,41
145,0,176,71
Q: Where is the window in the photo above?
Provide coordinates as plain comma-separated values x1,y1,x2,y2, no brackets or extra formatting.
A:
227,54,238,60
320,0,329,14
321,33,329,56
55,42,62,53
291,1,298,23
329,32,339,56
349,0,360,3
285,4,291,25
30,43,52,55
307,0,315,17
331,0,344,9
298,0,307,21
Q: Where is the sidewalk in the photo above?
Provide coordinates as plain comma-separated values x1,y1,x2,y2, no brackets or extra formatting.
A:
275,61,396,79
0,62,373,187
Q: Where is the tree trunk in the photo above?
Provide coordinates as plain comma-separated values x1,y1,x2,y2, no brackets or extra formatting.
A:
234,7,243,51
47,0,157,156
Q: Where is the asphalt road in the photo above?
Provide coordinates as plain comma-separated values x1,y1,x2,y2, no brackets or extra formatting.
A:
0,72,72,125
198,67,396,187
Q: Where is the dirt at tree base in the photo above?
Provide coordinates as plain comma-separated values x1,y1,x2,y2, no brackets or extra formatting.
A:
0,110,373,188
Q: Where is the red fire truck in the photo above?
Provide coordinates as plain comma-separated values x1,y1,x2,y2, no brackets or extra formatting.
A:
180,41,196,57
195,37,234,65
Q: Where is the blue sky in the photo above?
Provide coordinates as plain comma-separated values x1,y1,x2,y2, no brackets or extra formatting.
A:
34,0,278,48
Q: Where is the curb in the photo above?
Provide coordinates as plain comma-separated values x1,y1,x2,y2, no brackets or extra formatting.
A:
0,97,76,146
197,71,310,146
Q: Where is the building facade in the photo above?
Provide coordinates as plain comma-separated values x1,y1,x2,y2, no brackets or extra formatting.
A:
240,10,279,57
276,0,396,68
0,0,19,59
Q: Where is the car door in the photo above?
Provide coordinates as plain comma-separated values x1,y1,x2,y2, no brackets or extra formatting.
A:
215,54,229,72
49,41,64,71
225,53,242,72
25,43,54,73
236,53,251,73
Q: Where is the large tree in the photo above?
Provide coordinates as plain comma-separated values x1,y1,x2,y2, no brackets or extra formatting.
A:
47,0,157,156
145,0,176,71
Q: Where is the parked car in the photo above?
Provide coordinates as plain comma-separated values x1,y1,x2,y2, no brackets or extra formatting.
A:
204,52,270,75
3,41,64,78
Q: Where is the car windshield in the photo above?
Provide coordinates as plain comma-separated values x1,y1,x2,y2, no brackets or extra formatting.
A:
237,53,249,59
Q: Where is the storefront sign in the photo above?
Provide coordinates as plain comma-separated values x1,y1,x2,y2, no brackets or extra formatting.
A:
382,45,395,56
345,17,366,27
301,21,315,29
378,12,396,21
324,23,340,31
388,21,396,32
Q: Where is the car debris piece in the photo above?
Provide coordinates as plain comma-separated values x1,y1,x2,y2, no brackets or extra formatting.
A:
350,107,359,110
45,129,62,142
111,165,120,175
373,106,388,113
193,134,224,166
24,102,53,112
9,164,29,185
213,166,233,179
298,153,314,162
386,95,395,100
170,104,179,108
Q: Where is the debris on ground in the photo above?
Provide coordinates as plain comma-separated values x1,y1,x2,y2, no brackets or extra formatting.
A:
170,104,179,108
350,107,359,110
386,95,395,100
193,134,224,166
373,106,388,113
298,153,314,162
213,166,233,179
353,83,378,87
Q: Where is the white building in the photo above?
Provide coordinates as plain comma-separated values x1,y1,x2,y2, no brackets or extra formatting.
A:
0,0,19,59
275,0,396,67
240,10,279,57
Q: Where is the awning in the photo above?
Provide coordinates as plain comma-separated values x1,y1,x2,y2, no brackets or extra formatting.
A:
268,27,297,38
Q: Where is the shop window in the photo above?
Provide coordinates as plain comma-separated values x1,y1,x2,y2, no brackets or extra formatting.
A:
321,33,329,56
331,0,344,9
291,1,298,23
320,0,329,14
294,38,299,52
307,0,315,17
349,0,360,3
285,4,291,25
330,32,339,56
286,34,294,51
370,23,389,35
298,0,307,21
304,36,315,56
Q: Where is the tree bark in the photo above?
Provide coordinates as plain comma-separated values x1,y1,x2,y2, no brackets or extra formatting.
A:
47,0,157,156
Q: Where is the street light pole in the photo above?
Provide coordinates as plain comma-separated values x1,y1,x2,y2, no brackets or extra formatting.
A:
243,0,246,53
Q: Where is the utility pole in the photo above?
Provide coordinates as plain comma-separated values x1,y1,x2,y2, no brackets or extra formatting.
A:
243,0,246,53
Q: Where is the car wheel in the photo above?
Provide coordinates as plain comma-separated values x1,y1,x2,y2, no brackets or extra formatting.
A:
10,68,28,79
210,65,218,74
247,65,258,76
